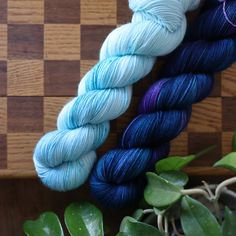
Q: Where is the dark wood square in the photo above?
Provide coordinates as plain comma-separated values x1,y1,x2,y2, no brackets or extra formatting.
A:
209,73,221,97
117,0,132,24
8,97,43,132
45,61,80,96
188,132,222,166
0,134,7,169
0,61,7,96
81,25,115,60
8,24,43,59
222,97,236,131
0,0,7,23
45,0,80,23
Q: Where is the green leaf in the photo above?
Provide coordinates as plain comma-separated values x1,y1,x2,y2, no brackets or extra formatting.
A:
23,212,64,236
159,170,189,187
144,172,182,208
180,196,220,236
222,207,236,236
132,209,144,221
153,207,167,216
119,216,163,236
64,202,104,236
156,145,216,173
155,155,195,173
214,152,236,172
232,131,236,152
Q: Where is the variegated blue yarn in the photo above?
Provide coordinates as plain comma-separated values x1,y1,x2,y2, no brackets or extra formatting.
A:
90,0,236,207
33,0,200,191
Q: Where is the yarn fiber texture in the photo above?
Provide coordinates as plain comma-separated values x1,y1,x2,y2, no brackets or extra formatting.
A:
33,0,200,191
90,0,236,207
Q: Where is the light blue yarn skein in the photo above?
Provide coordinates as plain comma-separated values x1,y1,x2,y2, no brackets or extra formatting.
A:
33,0,200,191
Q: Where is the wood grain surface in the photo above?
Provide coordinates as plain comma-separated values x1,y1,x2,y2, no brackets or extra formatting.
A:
0,179,134,236
8,0,44,24
0,1,236,180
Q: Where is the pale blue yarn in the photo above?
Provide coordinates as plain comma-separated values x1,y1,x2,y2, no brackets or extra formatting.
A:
33,0,200,192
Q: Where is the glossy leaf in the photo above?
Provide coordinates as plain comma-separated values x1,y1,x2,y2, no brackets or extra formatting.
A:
181,196,220,236
232,131,236,151
156,145,216,173
23,212,64,236
132,209,144,221
214,152,236,172
221,207,236,236
119,216,163,236
144,172,182,208
155,155,195,173
160,170,189,187
64,202,103,236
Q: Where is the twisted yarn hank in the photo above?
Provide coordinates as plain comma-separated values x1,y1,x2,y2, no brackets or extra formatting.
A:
33,0,200,191
90,0,236,207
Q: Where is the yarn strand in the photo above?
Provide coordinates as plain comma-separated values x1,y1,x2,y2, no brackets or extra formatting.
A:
223,0,236,27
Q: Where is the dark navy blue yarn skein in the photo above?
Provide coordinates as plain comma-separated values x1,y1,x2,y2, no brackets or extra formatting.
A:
90,0,236,207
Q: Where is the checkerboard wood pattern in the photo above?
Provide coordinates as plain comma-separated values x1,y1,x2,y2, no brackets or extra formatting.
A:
0,0,236,178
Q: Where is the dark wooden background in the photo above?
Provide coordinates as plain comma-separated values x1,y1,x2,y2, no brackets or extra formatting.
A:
0,179,135,235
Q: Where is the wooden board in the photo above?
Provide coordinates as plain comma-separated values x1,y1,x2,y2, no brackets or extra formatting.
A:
0,0,236,178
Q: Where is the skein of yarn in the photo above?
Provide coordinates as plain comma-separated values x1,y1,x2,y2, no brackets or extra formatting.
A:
33,0,200,191
90,0,236,207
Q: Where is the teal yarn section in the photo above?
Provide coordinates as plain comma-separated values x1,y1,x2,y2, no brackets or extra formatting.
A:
33,0,200,191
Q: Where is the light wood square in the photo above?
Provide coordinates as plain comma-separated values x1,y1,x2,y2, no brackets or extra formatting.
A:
80,60,98,78
8,60,44,96
0,97,7,134
44,97,72,131
44,24,80,60
188,97,222,132
0,24,7,60
8,0,44,24
7,133,42,170
81,0,117,25
222,63,236,97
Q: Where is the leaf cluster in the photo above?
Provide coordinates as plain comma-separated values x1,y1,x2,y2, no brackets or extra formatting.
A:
23,133,236,236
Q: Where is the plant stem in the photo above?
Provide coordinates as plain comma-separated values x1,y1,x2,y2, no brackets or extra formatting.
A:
195,145,217,158
202,181,214,198
143,209,154,214
198,184,236,199
202,181,221,222
215,176,236,200
171,218,184,236
157,214,164,233
164,216,168,235
223,188,236,199
181,188,210,199
213,198,222,223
